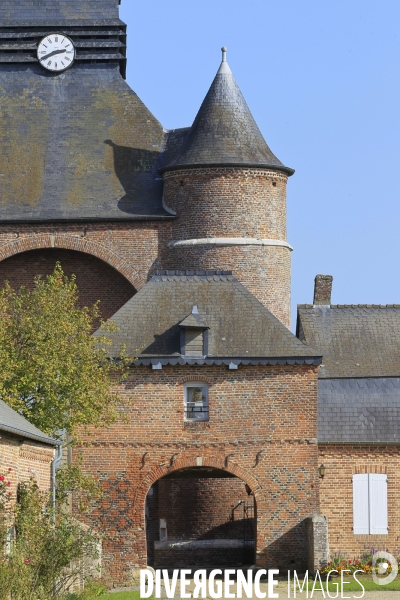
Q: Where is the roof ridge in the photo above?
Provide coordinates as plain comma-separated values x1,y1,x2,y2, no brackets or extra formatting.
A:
298,304,400,309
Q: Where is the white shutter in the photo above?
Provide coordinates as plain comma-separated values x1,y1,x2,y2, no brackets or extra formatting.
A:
353,474,369,534
369,474,388,535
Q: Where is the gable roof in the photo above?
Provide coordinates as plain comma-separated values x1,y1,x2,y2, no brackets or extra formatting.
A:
297,304,400,378
161,52,293,175
0,399,60,446
97,271,321,367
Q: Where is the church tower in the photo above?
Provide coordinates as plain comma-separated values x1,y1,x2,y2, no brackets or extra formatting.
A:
161,49,294,328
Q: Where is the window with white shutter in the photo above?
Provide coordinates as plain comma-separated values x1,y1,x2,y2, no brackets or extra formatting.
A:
353,474,369,534
353,473,388,535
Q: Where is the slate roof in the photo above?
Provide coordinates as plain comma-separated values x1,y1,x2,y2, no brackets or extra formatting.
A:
0,399,60,446
318,378,400,444
0,63,173,222
0,0,121,23
97,271,321,366
297,304,400,379
161,54,294,175
179,307,209,329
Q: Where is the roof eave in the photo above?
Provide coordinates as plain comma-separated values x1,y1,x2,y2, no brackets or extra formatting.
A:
132,355,322,367
0,424,61,446
159,162,295,176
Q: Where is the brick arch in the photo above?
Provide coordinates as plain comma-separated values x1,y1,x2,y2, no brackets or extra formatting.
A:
134,452,264,520
0,234,141,290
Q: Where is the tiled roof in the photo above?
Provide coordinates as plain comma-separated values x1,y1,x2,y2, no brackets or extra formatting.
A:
96,271,321,366
0,1,120,22
0,399,59,446
0,63,173,222
161,55,293,175
297,305,400,378
319,378,400,443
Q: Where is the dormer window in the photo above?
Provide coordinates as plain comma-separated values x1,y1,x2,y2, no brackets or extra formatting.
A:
179,306,209,358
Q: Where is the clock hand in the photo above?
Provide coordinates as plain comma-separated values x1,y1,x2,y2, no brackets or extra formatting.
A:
39,49,67,62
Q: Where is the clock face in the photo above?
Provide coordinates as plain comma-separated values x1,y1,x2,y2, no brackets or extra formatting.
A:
37,34,75,72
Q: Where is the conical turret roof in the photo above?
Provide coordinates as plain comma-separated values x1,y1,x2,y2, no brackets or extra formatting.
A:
161,48,293,175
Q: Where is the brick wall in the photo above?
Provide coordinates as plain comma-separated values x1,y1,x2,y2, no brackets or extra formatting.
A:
0,222,162,293
151,478,254,567
78,363,319,586
319,444,400,558
161,168,291,327
0,248,135,322
0,432,54,498
157,478,250,540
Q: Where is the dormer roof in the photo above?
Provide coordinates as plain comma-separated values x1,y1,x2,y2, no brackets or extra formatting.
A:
179,306,209,329
161,48,294,176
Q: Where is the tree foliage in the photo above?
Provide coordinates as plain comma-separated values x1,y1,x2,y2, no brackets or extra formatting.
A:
0,472,101,600
0,263,129,439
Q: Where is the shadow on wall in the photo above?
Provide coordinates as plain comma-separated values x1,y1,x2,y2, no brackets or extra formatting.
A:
104,140,163,214
258,521,308,572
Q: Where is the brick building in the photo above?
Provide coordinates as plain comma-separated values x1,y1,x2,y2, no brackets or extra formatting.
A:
298,277,400,559
0,399,59,495
0,0,393,588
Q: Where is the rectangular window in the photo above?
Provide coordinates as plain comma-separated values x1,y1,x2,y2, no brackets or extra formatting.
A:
353,473,388,534
184,384,209,421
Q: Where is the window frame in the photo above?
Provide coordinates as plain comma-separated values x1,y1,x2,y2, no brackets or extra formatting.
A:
183,382,209,422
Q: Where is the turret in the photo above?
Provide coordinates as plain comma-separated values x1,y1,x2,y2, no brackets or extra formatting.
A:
160,48,294,328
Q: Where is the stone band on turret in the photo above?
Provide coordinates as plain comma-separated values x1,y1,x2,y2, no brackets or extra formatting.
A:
168,238,293,250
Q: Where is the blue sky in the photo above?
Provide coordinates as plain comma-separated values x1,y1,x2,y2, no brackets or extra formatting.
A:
120,0,400,329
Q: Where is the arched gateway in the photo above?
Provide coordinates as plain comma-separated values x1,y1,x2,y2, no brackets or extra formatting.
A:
135,458,261,569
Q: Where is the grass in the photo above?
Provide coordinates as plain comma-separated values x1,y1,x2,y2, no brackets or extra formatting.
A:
97,593,143,600
304,574,400,592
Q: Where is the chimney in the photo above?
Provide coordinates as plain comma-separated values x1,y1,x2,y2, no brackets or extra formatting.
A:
313,274,333,305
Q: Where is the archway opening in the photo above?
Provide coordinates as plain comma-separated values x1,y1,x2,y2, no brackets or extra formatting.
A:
0,248,136,322
146,467,256,569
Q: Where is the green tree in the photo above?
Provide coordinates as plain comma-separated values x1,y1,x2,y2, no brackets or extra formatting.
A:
0,473,102,600
0,263,129,439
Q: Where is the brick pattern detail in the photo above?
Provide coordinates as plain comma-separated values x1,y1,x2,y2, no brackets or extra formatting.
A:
319,444,400,558
0,248,135,322
0,432,54,499
0,222,162,291
78,363,319,585
161,168,291,327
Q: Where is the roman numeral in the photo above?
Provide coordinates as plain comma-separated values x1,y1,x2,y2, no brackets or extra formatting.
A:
55,37,58,42
61,61,65,67
47,60,52,66
47,38,52,43
55,63,58,68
